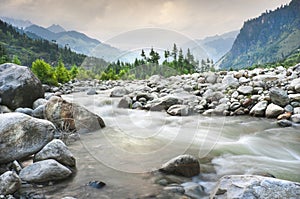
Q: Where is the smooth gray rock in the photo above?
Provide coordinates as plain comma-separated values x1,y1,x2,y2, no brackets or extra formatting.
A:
160,155,200,177
0,113,55,164
237,86,253,95
294,107,300,114
15,107,33,116
32,104,45,119
265,103,284,118
32,98,48,110
222,74,239,88
167,105,189,116
0,105,11,113
211,175,300,199
45,96,105,133
34,139,76,167
269,87,290,106
0,171,21,195
110,87,129,97
150,96,182,111
230,102,241,111
163,184,185,194
289,94,300,101
291,114,300,123
250,101,268,117
132,101,143,109
203,90,224,102
19,159,72,183
182,182,205,199
0,63,44,110
87,88,97,95
117,96,132,109
214,104,229,115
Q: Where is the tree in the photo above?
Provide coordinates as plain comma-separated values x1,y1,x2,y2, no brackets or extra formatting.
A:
55,59,71,83
0,44,9,64
172,43,178,61
12,55,21,65
31,59,58,85
69,65,79,79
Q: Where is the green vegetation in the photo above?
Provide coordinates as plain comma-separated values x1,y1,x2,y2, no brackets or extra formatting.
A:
0,19,86,67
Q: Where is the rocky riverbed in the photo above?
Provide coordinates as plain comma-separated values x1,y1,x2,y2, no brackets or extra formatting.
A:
1,63,300,198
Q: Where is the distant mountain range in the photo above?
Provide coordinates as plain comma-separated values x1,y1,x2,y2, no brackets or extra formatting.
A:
0,17,122,62
219,0,300,69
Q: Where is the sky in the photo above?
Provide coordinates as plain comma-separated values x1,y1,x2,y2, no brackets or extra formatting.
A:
0,0,291,45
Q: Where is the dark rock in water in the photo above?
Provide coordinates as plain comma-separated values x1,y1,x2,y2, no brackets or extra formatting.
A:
45,96,105,133
87,181,106,189
0,63,44,110
87,88,98,95
0,113,55,164
277,119,293,127
117,96,132,108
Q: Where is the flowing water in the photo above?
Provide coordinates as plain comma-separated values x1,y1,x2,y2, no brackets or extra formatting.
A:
31,90,300,198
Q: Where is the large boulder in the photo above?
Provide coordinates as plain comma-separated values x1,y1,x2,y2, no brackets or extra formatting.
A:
250,101,268,117
159,155,200,177
0,63,44,110
117,96,132,109
167,104,189,116
34,139,76,167
19,159,72,183
150,96,182,111
265,103,284,118
110,87,129,97
45,96,105,133
0,113,55,164
211,175,300,199
269,87,290,107
0,171,21,195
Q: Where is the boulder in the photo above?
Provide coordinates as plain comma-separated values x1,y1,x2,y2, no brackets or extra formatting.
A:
0,171,21,195
250,101,268,117
32,98,48,110
222,74,239,88
87,88,98,95
211,175,300,199
167,105,189,116
0,63,44,110
117,96,132,109
289,94,300,102
45,96,105,133
237,86,253,95
34,139,76,167
19,159,72,183
150,96,182,111
265,103,284,118
0,113,55,164
159,155,200,177
269,87,290,106
291,114,300,123
15,107,33,116
110,87,129,97
32,105,45,119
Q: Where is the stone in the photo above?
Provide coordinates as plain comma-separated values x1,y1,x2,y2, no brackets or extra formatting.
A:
163,184,185,194
32,105,45,119
182,182,205,199
211,175,300,199
0,171,21,195
32,98,48,110
19,159,72,183
0,105,11,113
294,107,300,114
222,74,239,88
45,96,105,133
87,88,98,95
289,94,300,101
277,119,293,127
291,114,300,123
110,87,129,97
250,101,268,117
15,107,33,116
117,96,132,109
0,113,55,164
284,104,294,113
277,112,292,120
237,86,253,95
34,139,76,167
269,87,290,106
159,155,200,177
265,103,284,118
205,72,217,84
203,90,224,102
0,63,44,110
214,104,229,115
150,96,182,111
295,84,300,93
167,105,189,116
132,101,143,109
230,102,241,111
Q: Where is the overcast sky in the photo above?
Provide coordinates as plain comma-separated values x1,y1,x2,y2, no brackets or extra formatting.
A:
0,0,291,44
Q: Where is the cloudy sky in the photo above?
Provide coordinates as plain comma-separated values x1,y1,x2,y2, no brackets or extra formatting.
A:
0,0,291,44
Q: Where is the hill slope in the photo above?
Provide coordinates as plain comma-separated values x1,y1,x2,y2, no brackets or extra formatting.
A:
0,19,86,67
219,0,300,69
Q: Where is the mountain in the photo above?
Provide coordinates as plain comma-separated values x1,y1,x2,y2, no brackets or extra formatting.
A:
47,24,66,33
0,19,86,67
0,16,32,29
23,23,121,62
219,0,300,69
196,30,239,62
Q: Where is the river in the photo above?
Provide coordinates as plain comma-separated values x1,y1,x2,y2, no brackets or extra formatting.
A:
32,90,300,198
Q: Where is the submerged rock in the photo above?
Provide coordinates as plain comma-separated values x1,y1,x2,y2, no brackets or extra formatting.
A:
0,113,55,164
167,104,189,116
87,181,106,189
0,171,21,195
19,159,72,183
211,175,300,199
0,63,44,110
159,155,200,177
45,96,105,133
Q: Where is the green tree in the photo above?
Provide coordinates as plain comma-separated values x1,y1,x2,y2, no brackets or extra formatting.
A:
69,65,79,79
0,44,9,64
55,59,70,83
31,59,58,85
12,55,21,65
